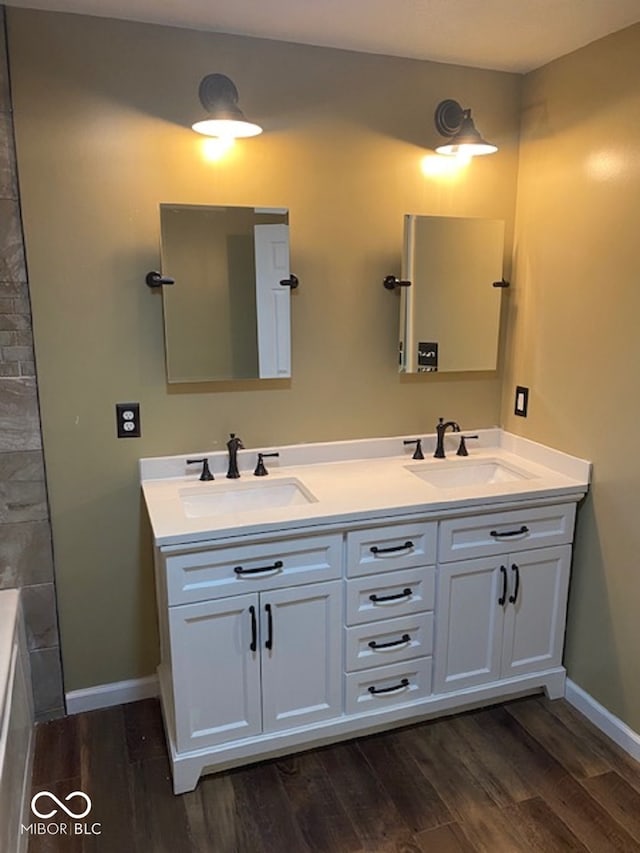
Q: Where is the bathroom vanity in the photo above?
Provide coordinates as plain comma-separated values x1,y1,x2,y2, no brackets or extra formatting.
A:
141,429,590,794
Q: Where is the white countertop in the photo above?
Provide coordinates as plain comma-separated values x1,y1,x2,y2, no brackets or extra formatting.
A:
140,430,591,547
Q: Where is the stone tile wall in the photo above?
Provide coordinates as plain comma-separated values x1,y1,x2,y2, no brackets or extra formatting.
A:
0,7,64,719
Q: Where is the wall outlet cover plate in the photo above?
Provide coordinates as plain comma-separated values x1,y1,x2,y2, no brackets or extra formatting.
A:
116,402,141,438
514,386,529,417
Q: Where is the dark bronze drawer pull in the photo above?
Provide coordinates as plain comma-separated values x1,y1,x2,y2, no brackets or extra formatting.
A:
368,678,410,695
368,633,411,650
489,525,529,539
369,587,413,604
370,540,414,555
234,560,284,575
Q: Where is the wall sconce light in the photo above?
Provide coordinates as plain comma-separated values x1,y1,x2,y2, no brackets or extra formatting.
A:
191,73,263,140
434,99,497,156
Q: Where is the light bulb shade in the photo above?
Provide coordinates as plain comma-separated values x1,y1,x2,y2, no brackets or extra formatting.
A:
192,73,262,138
434,99,497,156
192,117,262,138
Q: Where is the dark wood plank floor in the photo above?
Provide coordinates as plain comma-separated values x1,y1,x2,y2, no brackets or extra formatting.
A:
27,695,640,852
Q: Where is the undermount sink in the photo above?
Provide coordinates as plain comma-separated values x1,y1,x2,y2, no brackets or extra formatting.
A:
179,477,318,518
406,459,534,489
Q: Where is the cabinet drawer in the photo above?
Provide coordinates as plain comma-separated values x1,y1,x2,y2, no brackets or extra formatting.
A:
438,503,576,563
345,567,435,626
345,657,432,715
345,612,433,672
346,521,436,578
164,533,342,605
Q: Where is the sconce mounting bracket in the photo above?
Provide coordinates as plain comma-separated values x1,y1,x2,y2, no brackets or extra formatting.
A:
434,99,465,137
146,271,175,288
383,275,412,290
198,74,240,112
279,274,299,289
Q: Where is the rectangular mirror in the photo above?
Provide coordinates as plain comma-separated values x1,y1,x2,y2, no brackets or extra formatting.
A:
399,215,505,373
160,204,292,383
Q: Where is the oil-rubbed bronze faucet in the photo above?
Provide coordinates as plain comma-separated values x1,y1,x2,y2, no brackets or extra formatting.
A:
226,433,244,478
433,418,460,459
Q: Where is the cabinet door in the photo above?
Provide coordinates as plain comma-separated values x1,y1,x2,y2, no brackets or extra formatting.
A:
169,593,262,753
501,545,571,678
261,580,343,731
433,557,504,693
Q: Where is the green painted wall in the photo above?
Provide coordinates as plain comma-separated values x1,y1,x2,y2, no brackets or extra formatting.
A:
503,24,640,730
7,9,520,691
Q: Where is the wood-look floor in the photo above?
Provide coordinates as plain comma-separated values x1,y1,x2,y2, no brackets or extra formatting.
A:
28,695,640,852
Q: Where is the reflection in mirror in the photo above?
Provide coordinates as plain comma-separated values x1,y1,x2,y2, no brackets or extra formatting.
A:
399,216,504,373
160,204,291,382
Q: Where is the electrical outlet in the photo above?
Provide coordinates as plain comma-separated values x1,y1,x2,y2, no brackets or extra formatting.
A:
514,386,529,417
116,402,141,438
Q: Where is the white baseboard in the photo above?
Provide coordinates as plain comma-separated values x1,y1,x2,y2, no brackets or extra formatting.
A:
65,674,159,715
63,673,640,762
565,678,640,762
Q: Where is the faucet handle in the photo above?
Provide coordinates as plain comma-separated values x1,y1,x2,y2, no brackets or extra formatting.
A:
229,432,244,448
254,452,280,477
456,435,479,457
403,438,424,460
187,457,214,481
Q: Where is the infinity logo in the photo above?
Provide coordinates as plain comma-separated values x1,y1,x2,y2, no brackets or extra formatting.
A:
31,791,92,820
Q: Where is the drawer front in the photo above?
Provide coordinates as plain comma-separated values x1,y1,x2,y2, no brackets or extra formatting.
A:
438,503,576,563
345,657,432,715
164,533,342,605
345,612,433,672
346,522,437,578
345,567,435,626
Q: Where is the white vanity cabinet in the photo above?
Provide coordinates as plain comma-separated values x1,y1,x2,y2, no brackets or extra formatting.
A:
143,432,590,794
156,532,344,791
433,503,576,694
146,450,588,794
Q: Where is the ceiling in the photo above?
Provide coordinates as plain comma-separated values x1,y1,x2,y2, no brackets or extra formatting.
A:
5,0,640,73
